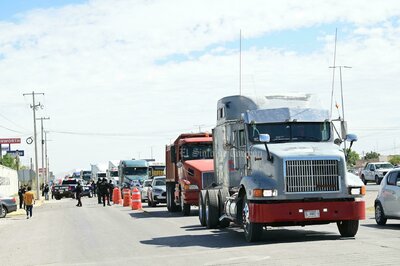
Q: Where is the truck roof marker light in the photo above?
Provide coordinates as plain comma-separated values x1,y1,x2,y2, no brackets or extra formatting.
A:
323,208,328,213
299,209,304,213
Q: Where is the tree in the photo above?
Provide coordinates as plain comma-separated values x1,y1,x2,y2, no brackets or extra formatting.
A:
346,149,360,167
0,154,17,169
364,151,380,160
389,155,400,166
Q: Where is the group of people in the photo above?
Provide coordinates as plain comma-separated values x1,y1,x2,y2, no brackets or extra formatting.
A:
94,178,114,207
74,178,115,207
17,185,35,219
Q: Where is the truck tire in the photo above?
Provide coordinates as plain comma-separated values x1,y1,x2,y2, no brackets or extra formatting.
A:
375,175,381,185
55,196,61,200
167,183,180,212
375,202,387,225
199,190,207,226
361,175,367,185
205,190,219,229
218,188,230,228
0,205,7,218
337,220,359,237
180,194,191,216
242,194,263,242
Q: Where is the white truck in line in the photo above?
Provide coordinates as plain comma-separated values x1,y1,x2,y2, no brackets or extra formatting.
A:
91,163,108,180
107,160,120,184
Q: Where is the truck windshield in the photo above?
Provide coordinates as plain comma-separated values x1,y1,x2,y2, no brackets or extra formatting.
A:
182,143,213,161
97,173,106,178
248,122,330,143
110,171,119,177
124,167,148,176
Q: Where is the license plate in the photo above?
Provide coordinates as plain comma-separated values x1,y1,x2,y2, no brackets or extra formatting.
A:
304,210,320,219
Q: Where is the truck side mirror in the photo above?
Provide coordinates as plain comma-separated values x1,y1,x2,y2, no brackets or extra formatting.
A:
176,162,183,168
259,134,273,162
346,134,358,143
259,134,270,143
171,146,176,163
345,133,358,163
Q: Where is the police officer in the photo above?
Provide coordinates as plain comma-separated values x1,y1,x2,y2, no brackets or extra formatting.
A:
75,181,83,207
18,186,26,209
100,178,110,206
108,180,114,202
96,178,102,204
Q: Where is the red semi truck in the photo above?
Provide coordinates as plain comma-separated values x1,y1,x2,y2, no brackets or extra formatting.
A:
166,133,215,215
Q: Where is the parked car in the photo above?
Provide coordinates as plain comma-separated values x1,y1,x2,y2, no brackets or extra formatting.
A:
147,176,166,207
141,179,152,202
360,162,394,185
375,169,400,225
0,194,17,218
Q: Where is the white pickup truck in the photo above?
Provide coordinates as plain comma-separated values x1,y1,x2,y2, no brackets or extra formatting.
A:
360,162,394,185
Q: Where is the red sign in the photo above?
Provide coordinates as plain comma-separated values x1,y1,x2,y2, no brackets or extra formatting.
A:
0,138,21,144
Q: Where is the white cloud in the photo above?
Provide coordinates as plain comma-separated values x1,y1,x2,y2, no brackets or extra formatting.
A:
1,0,400,174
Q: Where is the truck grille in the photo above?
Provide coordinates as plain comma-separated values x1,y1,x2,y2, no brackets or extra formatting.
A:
202,172,215,189
285,159,340,193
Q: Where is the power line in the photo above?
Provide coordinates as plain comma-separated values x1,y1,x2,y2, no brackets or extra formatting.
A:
0,124,29,134
0,110,29,131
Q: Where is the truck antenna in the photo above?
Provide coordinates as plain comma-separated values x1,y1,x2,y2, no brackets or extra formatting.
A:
329,28,337,118
239,29,242,96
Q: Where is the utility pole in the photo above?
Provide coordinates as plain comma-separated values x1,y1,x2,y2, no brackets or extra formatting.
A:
45,131,49,182
23,91,44,199
37,117,50,184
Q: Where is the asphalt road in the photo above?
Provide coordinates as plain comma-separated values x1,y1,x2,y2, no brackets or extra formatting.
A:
1,195,399,266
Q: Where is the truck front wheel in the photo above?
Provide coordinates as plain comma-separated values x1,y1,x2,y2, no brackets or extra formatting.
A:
337,220,359,237
167,183,180,212
205,190,219,229
180,194,191,216
375,175,381,185
242,195,263,242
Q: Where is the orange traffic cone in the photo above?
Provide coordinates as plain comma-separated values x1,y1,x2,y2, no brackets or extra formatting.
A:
122,188,131,207
112,187,121,204
131,187,142,210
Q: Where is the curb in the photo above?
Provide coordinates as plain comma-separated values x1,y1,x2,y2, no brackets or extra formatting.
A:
8,199,45,217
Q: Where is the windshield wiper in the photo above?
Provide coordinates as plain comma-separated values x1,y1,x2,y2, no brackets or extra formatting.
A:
292,136,321,142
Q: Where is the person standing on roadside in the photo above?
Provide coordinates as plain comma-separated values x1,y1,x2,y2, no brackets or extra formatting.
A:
18,186,26,209
91,180,96,197
44,184,50,200
100,178,110,206
96,178,102,204
75,181,83,207
108,180,114,203
24,186,35,219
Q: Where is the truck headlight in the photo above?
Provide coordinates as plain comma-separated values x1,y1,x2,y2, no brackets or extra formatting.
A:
349,186,366,196
253,189,278,197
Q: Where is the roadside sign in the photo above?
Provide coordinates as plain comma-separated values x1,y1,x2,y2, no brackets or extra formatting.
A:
0,138,21,144
6,150,24,156
39,168,47,173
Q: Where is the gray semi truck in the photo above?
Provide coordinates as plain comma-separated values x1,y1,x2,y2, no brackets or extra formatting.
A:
199,94,366,242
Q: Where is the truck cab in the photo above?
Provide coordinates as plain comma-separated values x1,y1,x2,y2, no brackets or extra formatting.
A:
200,94,365,242
119,160,149,188
166,133,215,215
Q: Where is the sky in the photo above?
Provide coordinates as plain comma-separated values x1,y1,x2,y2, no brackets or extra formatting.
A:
0,0,400,176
